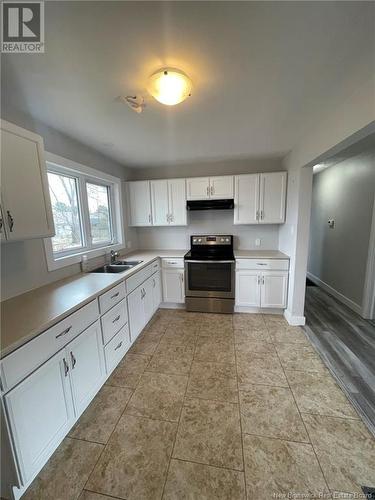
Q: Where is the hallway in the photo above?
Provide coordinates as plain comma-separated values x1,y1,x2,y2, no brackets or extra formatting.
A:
304,284,375,436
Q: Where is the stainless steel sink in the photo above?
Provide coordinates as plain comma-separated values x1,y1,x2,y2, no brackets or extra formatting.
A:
113,260,143,266
90,260,143,274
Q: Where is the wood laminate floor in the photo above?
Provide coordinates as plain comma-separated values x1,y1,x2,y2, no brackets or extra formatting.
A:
304,285,375,436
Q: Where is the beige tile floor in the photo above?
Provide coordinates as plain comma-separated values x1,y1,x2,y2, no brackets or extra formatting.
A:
23,310,375,500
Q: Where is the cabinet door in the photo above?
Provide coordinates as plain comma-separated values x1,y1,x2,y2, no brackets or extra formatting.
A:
209,176,234,199
143,277,155,325
1,121,54,241
168,179,187,225
127,286,146,342
68,321,105,418
151,180,169,226
4,350,74,484
162,269,185,303
260,271,288,309
235,271,261,307
259,172,287,224
234,174,260,225
186,177,210,200
152,271,162,312
128,181,152,226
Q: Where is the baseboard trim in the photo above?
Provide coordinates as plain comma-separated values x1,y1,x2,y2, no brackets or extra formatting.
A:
234,306,284,315
307,272,362,315
284,308,306,326
159,302,185,310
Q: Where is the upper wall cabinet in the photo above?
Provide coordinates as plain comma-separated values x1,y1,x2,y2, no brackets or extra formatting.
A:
0,120,55,241
151,178,187,226
234,172,287,225
128,181,152,226
186,176,234,200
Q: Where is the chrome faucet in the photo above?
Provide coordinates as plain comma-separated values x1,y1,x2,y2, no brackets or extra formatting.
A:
110,250,119,264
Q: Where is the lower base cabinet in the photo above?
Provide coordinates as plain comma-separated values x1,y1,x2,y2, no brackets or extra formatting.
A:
236,270,288,309
3,320,105,486
127,271,162,342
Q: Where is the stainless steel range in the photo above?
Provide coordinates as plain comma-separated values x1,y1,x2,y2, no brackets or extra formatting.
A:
184,235,235,313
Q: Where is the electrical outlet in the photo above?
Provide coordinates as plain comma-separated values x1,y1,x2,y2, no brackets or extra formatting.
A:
255,238,261,247
328,219,335,229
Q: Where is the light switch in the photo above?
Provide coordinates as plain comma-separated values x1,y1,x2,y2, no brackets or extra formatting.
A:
255,238,261,247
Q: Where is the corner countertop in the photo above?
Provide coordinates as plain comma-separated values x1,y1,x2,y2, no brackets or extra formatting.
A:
1,250,187,358
234,250,289,259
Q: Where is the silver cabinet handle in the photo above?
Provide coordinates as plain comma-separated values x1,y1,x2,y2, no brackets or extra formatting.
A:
63,358,69,377
262,276,265,285
7,211,14,232
166,213,169,222
148,214,152,224
256,210,259,220
115,341,123,351
111,292,120,299
143,288,146,296
0,214,3,233
112,315,121,323
141,288,145,299
257,275,261,285
260,210,264,220
70,351,77,369
169,213,174,223
256,263,267,266
153,278,156,288
210,185,214,195
206,186,209,196
56,326,72,339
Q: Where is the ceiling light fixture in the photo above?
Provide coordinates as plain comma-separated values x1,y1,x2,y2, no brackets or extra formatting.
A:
147,68,192,106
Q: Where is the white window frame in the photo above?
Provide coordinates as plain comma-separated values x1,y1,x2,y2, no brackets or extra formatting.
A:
44,152,125,271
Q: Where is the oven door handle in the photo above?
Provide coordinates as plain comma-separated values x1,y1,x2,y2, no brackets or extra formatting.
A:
185,260,235,264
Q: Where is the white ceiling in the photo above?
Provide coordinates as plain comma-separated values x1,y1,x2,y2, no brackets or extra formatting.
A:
2,1,374,168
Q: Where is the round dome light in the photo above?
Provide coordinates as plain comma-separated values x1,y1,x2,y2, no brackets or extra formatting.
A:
147,68,192,106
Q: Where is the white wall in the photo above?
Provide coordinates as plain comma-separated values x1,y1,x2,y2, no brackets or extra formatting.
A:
1,112,137,301
137,210,279,250
308,148,375,308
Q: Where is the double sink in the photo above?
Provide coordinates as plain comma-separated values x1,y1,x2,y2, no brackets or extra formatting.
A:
90,260,143,274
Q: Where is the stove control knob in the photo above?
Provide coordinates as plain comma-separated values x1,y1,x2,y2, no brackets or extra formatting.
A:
225,238,230,242
198,238,202,243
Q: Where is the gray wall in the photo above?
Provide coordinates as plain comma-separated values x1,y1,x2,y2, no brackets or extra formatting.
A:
308,148,375,307
1,112,136,301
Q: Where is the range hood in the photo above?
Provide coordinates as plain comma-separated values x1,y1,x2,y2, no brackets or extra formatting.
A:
186,199,234,211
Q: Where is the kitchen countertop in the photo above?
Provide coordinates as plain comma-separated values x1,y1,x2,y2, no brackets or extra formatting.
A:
1,248,289,358
0,250,186,358
234,250,289,259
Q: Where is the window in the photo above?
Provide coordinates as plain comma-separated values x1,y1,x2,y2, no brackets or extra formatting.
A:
44,153,124,270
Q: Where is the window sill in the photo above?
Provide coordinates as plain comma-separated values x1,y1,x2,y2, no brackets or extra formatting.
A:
44,241,125,271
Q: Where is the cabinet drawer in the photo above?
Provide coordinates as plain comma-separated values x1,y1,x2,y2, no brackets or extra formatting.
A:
104,324,130,375
0,300,99,393
126,260,159,294
101,298,128,345
236,259,289,271
99,282,126,314
162,258,184,269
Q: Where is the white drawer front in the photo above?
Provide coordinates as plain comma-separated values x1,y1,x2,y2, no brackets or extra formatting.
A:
99,282,126,315
126,268,148,294
147,259,160,276
162,258,184,269
236,259,289,271
101,298,128,345
104,324,130,375
0,300,99,393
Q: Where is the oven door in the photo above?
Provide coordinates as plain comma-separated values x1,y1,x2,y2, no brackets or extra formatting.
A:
185,260,235,299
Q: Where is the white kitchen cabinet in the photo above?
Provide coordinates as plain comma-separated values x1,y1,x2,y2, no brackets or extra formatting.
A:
151,179,187,226
234,174,259,224
3,350,75,484
234,172,286,225
259,172,287,224
235,271,261,307
260,271,288,308
209,176,234,199
143,276,155,324
68,321,105,417
0,120,55,241
151,270,162,313
127,286,145,342
128,181,152,226
186,176,233,200
168,179,187,225
162,269,185,303
186,177,210,200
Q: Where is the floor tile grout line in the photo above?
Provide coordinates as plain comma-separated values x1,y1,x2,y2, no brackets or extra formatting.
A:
80,316,171,498
82,487,125,500
271,323,333,495
240,431,311,446
159,320,197,500
170,455,245,474
232,317,248,499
